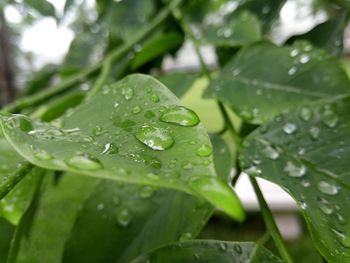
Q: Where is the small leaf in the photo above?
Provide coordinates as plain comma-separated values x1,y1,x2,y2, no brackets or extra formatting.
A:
63,181,213,263
1,74,244,221
131,240,282,263
239,97,350,262
286,12,348,57
204,41,350,124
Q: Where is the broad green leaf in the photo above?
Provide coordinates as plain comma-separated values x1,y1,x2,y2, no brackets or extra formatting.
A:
235,0,286,33
15,174,99,263
0,131,34,225
286,12,348,57
63,181,213,263
156,72,197,98
1,74,244,221
204,41,350,124
239,96,350,262
0,217,15,263
131,32,184,70
132,240,282,262
24,0,56,17
201,11,261,47
210,133,234,182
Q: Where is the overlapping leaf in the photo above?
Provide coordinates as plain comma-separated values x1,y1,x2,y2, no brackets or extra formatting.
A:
239,97,350,262
132,240,282,262
204,41,350,124
0,74,244,221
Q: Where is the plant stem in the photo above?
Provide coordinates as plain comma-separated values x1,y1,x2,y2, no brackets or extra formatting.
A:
257,231,271,245
250,177,293,263
0,163,33,200
2,0,183,113
88,57,113,97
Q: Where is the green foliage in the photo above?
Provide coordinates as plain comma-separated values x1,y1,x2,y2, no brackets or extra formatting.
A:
1,0,350,262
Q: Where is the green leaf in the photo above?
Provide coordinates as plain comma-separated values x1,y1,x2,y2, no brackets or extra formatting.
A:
131,240,282,262
201,11,262,47
0,217,15,263
204,41,350,124
239,96,350,262
156,72,197,98
0,74,244,221
131,32,184,70
0,131,34,225
24,0,56,17
286,12,348,57
210,133,234,181
63,181,213,263
235,0,286,33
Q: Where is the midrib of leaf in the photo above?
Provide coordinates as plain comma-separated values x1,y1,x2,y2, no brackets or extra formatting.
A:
255,137,350,189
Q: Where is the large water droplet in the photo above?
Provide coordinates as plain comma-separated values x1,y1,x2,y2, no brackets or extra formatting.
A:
233,244,242,254
318,181,339,195
282,123,298,134
121,87,134,100
299,54,310,64
132,105,142,114
117,208,132,227
309,126,320,140
34,149,53,161
65,155,103,170
284,161,306,178
288,67,297,75
318,197,333,215
335,212,347,225
261,145,279,160
196,144,212,157
332,229,350,248
151,94,159,103
179,232,192,241
134,125,174,151
160,106,199,127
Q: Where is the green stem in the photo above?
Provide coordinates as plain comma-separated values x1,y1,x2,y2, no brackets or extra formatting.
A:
257,231,271,246
250,177,293,263
89,57,113,97
0,163,33,200
2,0,183,113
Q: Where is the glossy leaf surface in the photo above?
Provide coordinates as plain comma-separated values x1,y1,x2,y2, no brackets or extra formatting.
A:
204,41,350,124
1,74,244,221
239,97,350,262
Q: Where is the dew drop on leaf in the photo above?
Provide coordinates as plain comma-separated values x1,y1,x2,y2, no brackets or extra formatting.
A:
134,125,174,151
101,143,119,154
97,203,104,211
179,232,192,241
332,229,350,248
34,150,53,160
261,145,279,160
132,105,142,114
335,212,347,225
121,87,134,100
116,208,132,227
321,105,339,128
299,107,312,121
288,67,297,75
309,126,320,140
139,186,155,199
233,244,242,254
284,161,306,178
318,197,333,215
282,122,298,134
159,106,199,127
196,144,213,157
317,181,339,195
219,243,227,251
65,155,103,170
151,94,159,103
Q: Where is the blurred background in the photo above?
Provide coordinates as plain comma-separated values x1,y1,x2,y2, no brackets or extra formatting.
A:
1,0,347,261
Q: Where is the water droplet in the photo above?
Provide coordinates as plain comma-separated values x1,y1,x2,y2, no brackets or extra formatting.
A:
114,102,119,108
301,179,310,187
34,150,53,160
321,105,339,128
309,126,320,140
102,143,119,154
144,110,155,119
151,94,159,103
261,145,279,160
66,155,103,170
290,49,299,57
134,125,174,151
196,144,212,157
179,232,192,241
335,212,347,225
332,229,350,248
132,105,142,114
282,123,298,134
117,208,132,227
139,186,155,199
121,87,134,100
288,67,297,75
318,181,338,195
146,173,159,181
284,161,306,178
318,197,333,215
160,106,199,127
233,244,242,254
219,243,227,251
97,203,104,210
299,107,312,121
299,54,310,64
92,125,105,136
